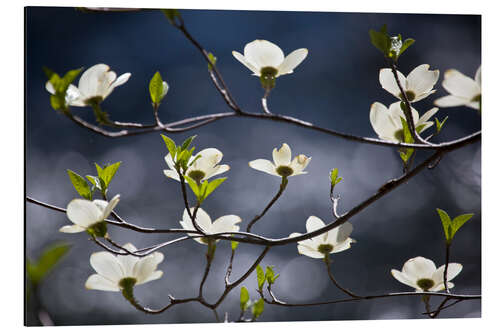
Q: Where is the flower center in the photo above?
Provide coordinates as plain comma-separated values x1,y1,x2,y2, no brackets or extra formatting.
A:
276,165,294,177
188,170,206,183
416,278,435,291
260,66,278,78
86,221,107,238
471,94,481,102
85,96,104,106
317,244,334,254
119,277,137,290
399,90,416,102
394,129,405,142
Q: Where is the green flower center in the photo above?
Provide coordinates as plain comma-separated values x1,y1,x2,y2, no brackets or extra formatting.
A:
317,244,334,255
86,221,107,238
394,129,405,142
119,277,137,290
416,278,435,291
188,170,206,183
276,165,294,177
260,66,278,78
399,90,416,102
85,96,104,106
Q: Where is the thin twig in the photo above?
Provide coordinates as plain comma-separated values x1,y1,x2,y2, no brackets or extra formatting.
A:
325,256,360,298
246,177,287,232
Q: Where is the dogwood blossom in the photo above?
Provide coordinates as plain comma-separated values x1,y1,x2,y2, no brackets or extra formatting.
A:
85,243,163,292
379,64,439,103
163,148,229,183
60,194,120,233
391,256,462,292
249,143,311,178
434,66,481,110
46,64,131,107
179,207,241,245
232,40,308,79
289,216,354,259
370,102,438,142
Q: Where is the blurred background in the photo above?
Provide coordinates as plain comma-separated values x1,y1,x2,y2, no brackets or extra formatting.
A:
25,7,481,325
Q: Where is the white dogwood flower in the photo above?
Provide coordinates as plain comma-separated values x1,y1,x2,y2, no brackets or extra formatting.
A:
85,243,164,292
163,148,230,183
232,40,308,79
60,194,120,233
289,216,354,259
379,64,439,103
179,207,241,245
45,63,131,107
434,66,481,110
391,256,462,292
249,143,311,178
370,102,438,142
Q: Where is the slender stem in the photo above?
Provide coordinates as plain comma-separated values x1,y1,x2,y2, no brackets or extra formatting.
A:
225,248,236,286
324,256,360,298
199,241,216,297
262,89,272,114
246,177,288,232
444,243,451,293
421,295,433,318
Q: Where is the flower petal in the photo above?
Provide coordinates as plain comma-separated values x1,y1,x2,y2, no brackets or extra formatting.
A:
331,238,354,253
406,64,439,96
78,64,109,98
297,240,324,259
212,215,241,234
402,256,437,280
140,270,163,284
244,40,284,69
99,194,121,220
45,81,55,94
379,68,406,98
418,107,439,125
432,263,463,284
85,274,120,292
133,252,164,284
391,269,418,289
66,199,102,228
89,252,124,283
475,66,481,86
232,51,259,75
370,102,399,141
204,164,230,180
434,95,469,108
116,244,140,277
273,143,292,166
59,224,86,233
290,154,311,175
330,222,353,244
163,169,180,181
305,216,326,233
248,159,279,176
430,282,454,292
277,48,308,76
442,69,480,99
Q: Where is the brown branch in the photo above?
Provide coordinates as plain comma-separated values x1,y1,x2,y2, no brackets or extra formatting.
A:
246,177,287,232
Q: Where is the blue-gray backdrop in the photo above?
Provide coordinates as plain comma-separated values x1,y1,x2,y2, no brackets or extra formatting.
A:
26,7,481,325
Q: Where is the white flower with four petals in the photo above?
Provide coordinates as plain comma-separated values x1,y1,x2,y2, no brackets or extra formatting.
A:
249,143,311,178
85,243,164,292
179,208,241,245
391,256,462,292
60,194,120,233
289,216,354,259
434,66,481,110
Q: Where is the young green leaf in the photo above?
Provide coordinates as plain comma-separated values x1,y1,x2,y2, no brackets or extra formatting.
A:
436,208,452,242
204,178,227,199
451,213,474,239
265,266,279,285
251,298,265,319
181,135,197,151
369,28,390,55
149,71,165,104
27,243,71,284
207,52,217,71
86,175,103,191
185,176,200,197
161,134,177,158
398,38,415,57
240,286,250,311
399,117,414,163
435,116,448,134
256,265,265,291
231,241,239,251
67,169,92,200
101,162,121,188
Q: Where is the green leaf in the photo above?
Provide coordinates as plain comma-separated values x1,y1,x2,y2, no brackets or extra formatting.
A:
161,9,180,24
61,68,83,91
256,265,265,291
149,71,165,104
251,298,265,319
161,134,177,158
204,178,227,199
27,243,71,284
451,213,474,239
86,175,103,191
240,286,250,311
398,38,415,57
435,116,448,134
67,169,92,200
330,168,338,186
399,117,414,163
265,266,277,285
369,26,390,55
185,176,200,197
207,52,217,71
436,208,452,242
101,162,121,188
181,135,197,151
231,241,239,251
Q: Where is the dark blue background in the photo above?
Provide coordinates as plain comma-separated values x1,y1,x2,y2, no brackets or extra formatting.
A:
26,7,481,325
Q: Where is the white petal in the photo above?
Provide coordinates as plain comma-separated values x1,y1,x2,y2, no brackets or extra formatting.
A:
163,169,180,181
465,101,480,110
406,64,439,96
391,269,418,289
370,102,399,140
100,194,121,220
85,274,119,292
59,224,86,233
89,252,124,283
305,216,326,233
182,207,212,234
116,244,140,276
418,107,439,125
379,68,406,98
139,270,163,284
432,263,463,284
411,90,436,103
232,51,260,75
277,48,308,76
248,159,279,176
272,143,292,166
211,215,241,234
66,199,102,228
442,69,480,99
78,64,109,98
192,148,223,170
297,240,324,259
434,95,469,108
204,164,230,180
402,257,437,280
45,81,55,94
110,72,131,90
290,154,311,175
66,84,86,106
164,153,177,170
475,66,481,86
331,238,354,253
430,282,454,292
329,222,353,244
133,252,164,284
244,40,284,69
